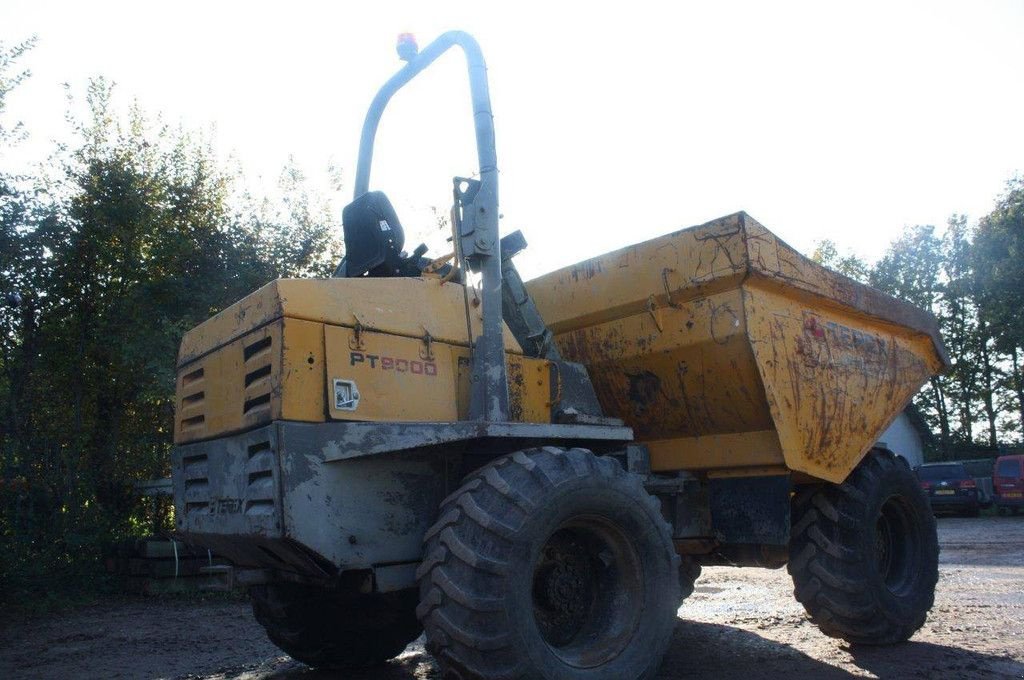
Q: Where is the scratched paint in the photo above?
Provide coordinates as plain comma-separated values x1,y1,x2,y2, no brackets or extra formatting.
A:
528,212,948,483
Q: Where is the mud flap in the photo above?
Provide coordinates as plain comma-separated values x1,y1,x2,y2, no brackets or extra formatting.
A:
708,474,790,546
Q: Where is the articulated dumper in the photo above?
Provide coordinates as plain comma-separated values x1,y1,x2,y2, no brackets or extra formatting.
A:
172,31,949,679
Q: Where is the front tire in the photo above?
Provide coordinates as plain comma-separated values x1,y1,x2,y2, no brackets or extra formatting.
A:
250,583,421,669
789,449,938,645
417,447,681,679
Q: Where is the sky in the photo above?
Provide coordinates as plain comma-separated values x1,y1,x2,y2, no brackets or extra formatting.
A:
2,0,1022,279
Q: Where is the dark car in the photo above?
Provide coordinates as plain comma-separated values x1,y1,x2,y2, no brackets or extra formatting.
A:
915,462,980,517
994,455,1024,516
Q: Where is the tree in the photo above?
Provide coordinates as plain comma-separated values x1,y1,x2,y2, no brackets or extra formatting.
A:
231,159,342,280
869,225,955,451
940,215,981,444
811,239,870,282
1,37,42,510
1,76,343,603
974,177,1024,439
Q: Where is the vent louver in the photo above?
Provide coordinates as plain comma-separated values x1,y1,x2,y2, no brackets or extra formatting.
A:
245,439,276,515
182,452,210,514
178,367,206,437
243,335,273,419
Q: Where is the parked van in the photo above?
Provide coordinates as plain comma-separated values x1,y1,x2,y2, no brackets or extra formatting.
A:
993,454,1024,515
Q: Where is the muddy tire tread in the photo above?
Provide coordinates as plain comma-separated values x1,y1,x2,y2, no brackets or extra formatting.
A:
417,446,679,679
788,449,938,645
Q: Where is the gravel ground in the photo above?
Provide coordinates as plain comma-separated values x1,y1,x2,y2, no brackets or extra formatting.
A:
2,516,1022,680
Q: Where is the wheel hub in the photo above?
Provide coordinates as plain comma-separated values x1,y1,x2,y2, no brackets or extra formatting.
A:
530,518,643,668
533,536,597,645
875,495,917,595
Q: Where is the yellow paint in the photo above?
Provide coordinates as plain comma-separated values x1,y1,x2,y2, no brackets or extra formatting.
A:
742,283,936,482
175,210,948,486
646,430,784,471
514,356,554,423
240,324,279,429
528,211,949,484
532,216,749,335
553,289,773,446
457,353,553,423
175,323,281,443
178,276,521,367
325,326,460,422
175,288,551,443
322,325,551,423
279,318,326,423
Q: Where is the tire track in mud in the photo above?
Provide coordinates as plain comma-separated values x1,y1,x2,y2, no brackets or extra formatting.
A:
1,517,1022,679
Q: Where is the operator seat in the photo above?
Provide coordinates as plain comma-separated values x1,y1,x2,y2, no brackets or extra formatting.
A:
339,191,408,277
336,190,444,279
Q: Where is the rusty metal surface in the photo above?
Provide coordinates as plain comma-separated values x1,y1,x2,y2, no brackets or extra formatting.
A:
744,284,937,482
527,212,949,483
551,289,774,447
707,474,791,545
740,215,950,368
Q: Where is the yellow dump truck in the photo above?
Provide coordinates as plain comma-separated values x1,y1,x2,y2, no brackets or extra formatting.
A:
171,32,948,680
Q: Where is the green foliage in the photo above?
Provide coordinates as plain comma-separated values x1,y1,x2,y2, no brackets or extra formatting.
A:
0,36,1021,609
867,209,1023,454
974,178,1024,349
811,239,870,283
811,204,1023,454
869,225,954,449
973,177,1024,436
0,37,36,147
0,63,341,605
232,161,342,279
870,225,944,310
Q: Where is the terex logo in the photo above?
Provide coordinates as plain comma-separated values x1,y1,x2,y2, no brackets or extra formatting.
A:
350,351,438,377
212,498,243,515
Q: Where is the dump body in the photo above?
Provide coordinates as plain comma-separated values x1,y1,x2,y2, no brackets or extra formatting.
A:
528,212,949,483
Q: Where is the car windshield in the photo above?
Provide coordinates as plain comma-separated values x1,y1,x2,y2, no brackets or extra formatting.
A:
996,460,1021,478
917,464,968,481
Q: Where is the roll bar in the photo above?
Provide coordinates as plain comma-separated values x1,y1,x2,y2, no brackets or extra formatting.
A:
352,31,509,422
353,31,497,199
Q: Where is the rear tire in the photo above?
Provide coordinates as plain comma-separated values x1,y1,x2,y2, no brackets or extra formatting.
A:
250,583,421,669
789,449,938,645
417,446,681,679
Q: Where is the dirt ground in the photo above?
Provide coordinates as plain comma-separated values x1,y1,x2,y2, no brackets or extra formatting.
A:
2,516,1022,680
